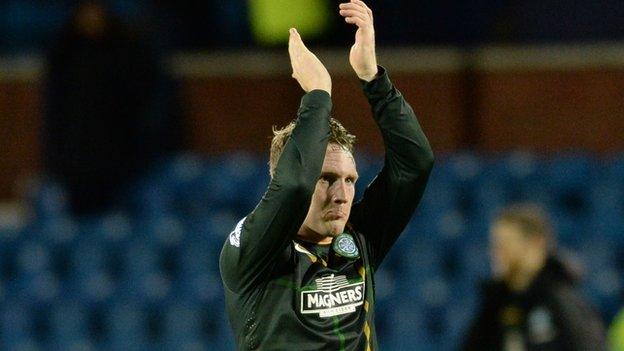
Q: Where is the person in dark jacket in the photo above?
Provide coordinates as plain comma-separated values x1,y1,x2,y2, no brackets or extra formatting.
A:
44,1,181,215
219,1,434,349
463,204,607,351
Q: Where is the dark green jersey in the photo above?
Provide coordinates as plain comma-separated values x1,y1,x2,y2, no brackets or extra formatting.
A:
220,68,434,351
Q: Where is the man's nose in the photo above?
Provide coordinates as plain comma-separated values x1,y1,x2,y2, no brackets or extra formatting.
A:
332,181,348,204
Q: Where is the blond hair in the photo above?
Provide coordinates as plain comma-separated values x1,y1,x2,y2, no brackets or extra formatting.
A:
269,118,356,178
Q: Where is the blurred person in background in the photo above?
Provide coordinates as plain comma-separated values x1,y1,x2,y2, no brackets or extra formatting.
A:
219,1,434,349
463,204,606,351
44,0,181,215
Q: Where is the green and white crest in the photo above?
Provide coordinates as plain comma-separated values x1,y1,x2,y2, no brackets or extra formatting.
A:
333,233,359,259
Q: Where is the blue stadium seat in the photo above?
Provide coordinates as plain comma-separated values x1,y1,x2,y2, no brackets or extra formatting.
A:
122,241,160,278
14,271,61,305
411,186,459,245
488,152,549,204
129,177,175,220
46,339,96,351
26,180,68,221
129,154,204,218
32,217,78,248
12,242,62,303
443,153,484,185
584,266,623,322
181,210,241,251
490,152,541,182
119,271,172,306
69,272,116,305
198,152,265,214
179,240,215,272
177,272,222,305
607,154,624,178
420,166,457,212
94,213,133,244
66,239,116,303
0,302,35,345
587,166,624,243
162,303,207,348
550,210,588,249
138,215,185,249
444,305,472,345
104,303,149,351
545,154,593,204
118,242,172,304
3,338,42,351
176,242,222,303
401,241,444,285
47,302,90,343
0,226,22,283
473,178,506,223
207,307,235,350
373,267,398,301
455,242,490,287
382,301,429,350
205,210,241,245
69,242,109,279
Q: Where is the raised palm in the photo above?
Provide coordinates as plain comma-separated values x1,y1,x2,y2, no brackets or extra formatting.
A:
340,0,378,81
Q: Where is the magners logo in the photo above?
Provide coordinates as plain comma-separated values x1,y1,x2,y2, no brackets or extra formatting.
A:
300,274,365,318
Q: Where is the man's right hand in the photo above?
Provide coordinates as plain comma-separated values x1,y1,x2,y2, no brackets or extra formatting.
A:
288,28,331,95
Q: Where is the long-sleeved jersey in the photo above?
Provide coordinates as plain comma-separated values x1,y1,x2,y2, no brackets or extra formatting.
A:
220,68,434,350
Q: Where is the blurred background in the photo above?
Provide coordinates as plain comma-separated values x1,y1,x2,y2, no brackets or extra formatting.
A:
1,0,623,350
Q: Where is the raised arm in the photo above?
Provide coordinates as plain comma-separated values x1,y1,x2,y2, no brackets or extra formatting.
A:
220,29,332,293
341,0,434,268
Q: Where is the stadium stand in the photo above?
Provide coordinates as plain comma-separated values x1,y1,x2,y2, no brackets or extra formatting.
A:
1,151,621,350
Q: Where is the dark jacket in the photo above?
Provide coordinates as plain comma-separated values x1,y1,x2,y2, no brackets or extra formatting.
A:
463,256,607,351
220,68,434,350
45,7,181,214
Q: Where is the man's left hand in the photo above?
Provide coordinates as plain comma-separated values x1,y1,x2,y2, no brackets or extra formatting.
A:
339,0,378,82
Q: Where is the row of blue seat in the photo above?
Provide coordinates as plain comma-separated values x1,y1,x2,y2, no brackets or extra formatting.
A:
2,152,621,350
